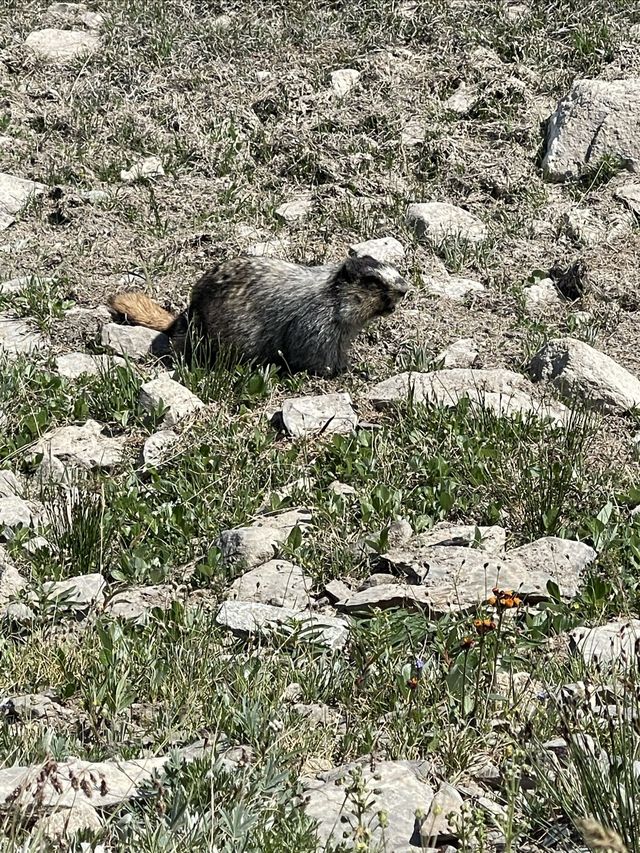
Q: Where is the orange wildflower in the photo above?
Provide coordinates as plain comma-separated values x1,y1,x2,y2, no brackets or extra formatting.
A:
474,618,496,636
488,587,523,610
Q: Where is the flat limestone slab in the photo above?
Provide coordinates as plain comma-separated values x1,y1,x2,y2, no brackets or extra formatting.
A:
367,369,568,424
281,393,357,437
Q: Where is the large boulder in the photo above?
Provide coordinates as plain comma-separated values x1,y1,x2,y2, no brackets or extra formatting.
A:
543,78,640,181
530,337,640,412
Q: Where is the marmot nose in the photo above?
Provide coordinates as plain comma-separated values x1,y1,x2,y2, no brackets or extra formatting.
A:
394,279,409,297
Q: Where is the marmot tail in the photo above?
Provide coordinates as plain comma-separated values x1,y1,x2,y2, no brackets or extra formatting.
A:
107,293,176,331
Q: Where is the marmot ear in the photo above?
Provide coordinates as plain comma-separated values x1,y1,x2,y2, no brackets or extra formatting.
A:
341,255,373,282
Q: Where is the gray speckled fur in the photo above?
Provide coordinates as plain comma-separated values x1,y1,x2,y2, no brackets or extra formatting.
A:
169,255,408,376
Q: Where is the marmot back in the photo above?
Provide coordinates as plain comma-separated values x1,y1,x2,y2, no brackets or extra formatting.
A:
108,254,408,376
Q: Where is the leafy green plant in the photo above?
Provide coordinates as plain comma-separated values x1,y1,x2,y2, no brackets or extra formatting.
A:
0,276,74,332
530,660,640,852
36,485,113,579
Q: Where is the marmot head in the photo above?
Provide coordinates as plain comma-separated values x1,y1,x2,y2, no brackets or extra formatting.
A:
335,255,409,326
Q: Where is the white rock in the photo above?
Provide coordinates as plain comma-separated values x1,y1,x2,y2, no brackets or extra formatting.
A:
3,601,35,622
424,275,486,300
381,537,587,613
421,782,464,845
615,182,640,215
218,526,290,569
227,559,312,610
140,429,179,467
0,693,71,724
328,480,356,497
562,207,606,245
323,579,353,603
280,393,358,437
437,338,479,368
0,745,215,809
211,13,233,30
400,118,427,148
24,28,100,63
22,536,50,555
292,701,341,727
340,583,431,613
139,375,204,428
34,802,102,841
41,573,106,613
255,70,272,83
251,507,313,531
29,420,125,470
469,46,502,69
401,119,427,146
368,368,568,424
0,548,28,613
36,453,73,486
505,2,529,20
0,497,42,537
406,202,487,245
275,198,312,224
0,275,50,296
530,337,640,412
245,237,290,257
118,272,145,287
443,82,478,115
216,601,349,649
0,172,45,232
523,278,564,312
509,537,596,580
55,352,124,379
331,68,361,97
0,471,23,499
81,188,109,203
120,156,165,183
218,509,311,569
570,619,640,665
0,316,46,358
543,78,640,181
349,237,405,263
415,522,506,554
236,224,262,241
303,760,435,851
63,303,111,326
104,585,177,623
101,322,170,359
